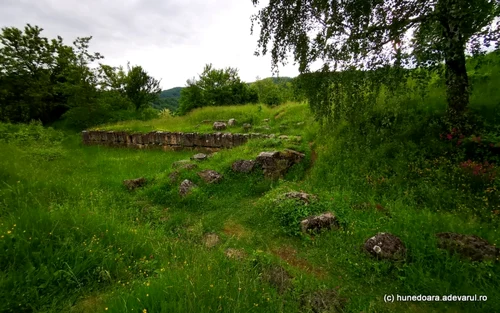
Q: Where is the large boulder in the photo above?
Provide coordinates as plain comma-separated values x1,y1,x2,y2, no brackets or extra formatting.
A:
191,153,208,161
197,170,223,184
301,212,339,233
283,191,318,204
213,122,227,131
436,232,500,262
179,179,197,197
364,233,406,261
232,160,256,173
123,177,147,191
256,149,305,179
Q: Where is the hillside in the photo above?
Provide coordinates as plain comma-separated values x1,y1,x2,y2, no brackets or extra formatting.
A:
152,87,184,112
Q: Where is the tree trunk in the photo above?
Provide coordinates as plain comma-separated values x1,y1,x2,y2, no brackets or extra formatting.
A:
444,40,469,127
440,0,470,129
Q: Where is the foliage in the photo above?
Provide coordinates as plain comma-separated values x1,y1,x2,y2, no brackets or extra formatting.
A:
251,0,500,127
0,24,162,130
123,64,161,111
178,64,257,114
0,24,73,124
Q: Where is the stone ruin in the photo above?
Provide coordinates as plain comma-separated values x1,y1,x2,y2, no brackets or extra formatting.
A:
82,130,275,151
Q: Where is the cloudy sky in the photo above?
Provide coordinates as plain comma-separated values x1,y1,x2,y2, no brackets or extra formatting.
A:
0,0,300,89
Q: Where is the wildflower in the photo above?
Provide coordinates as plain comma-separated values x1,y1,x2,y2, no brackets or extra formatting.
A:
143,309,147,313
446,134,453,140
7,231,11,234
105,308,108,311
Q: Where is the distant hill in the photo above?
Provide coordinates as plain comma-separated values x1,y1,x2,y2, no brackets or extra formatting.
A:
160,87,183,99
152,87,183,112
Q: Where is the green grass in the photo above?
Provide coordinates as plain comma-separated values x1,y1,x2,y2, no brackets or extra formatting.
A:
1,55,500,312
93,102,317,138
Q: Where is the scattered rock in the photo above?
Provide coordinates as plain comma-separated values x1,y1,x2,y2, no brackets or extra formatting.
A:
301,212,339,234
283,191,318,204
172,159,191,168
364,232,406,261
213,122,227,131
301,289,347,313
168,171,179,183
197,170,223,184
279,125,288,130
123,177,147,191
296,122,305,126
263,119,270,122
436,232,500,262
279,135,289,140
183,163,198,170
232,160,256,173
256,149,305,179
243,123,252,131
262,265,293,294
225,248,247,260
228,118,237,126
202,233,220,248
191,153,208,161
179,179,197,197
281,149,306,163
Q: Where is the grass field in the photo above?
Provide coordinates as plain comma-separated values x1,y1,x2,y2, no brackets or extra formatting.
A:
1,55,500,313
92,101,316,137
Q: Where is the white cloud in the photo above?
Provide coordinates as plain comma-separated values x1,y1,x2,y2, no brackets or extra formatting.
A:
0,0,300,89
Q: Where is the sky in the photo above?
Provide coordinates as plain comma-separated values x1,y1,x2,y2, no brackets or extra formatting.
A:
0,0,300,89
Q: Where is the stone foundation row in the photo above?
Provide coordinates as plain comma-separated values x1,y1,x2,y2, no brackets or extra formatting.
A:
82,130,271,150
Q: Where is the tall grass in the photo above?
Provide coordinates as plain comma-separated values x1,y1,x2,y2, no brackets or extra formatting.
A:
1,53,500,313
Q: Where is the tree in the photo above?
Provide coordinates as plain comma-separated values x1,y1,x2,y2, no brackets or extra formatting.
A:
123,64,161,111
251,0,500,126
0,24,67,123
178,64,255,114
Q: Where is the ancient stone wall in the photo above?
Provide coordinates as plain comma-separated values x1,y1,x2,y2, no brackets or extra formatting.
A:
82,130,270,151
